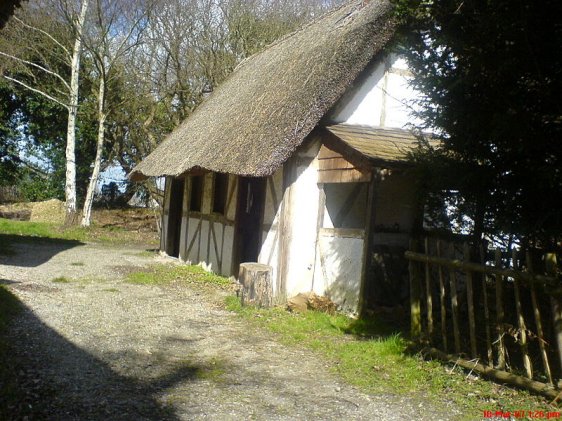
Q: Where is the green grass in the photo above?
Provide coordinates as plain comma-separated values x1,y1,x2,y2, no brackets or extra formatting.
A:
0,218,87,241
126,264,232,288
70,262,85,266
51,276,71,283
124,250,158,258
225,296,555,419
194,357,226,382
0,217,157,246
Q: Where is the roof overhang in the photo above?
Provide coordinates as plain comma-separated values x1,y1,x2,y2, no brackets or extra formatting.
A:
323,124,437,167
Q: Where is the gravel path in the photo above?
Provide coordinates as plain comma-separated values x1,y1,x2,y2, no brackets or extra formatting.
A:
0,240,459,420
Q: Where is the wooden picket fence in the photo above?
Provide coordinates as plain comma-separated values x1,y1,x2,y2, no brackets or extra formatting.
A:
405,238,561,399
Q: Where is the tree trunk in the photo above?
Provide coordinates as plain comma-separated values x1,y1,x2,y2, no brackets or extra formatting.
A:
239,263,273,308
64,0,89,225
81,74,105,227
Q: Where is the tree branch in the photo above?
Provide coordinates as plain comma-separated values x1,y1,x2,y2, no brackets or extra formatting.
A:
19,158,49,176
13,16,72,62
0,51,71,91
3,75,69,109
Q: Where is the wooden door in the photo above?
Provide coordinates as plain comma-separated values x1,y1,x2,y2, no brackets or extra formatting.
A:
166,177,185,257
233,176,266,274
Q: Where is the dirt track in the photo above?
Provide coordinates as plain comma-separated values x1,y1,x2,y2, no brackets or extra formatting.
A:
0,239,458,420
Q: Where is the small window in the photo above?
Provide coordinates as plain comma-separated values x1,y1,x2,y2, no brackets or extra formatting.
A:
212,173,228,214
324,182,367,229
190,175,203,212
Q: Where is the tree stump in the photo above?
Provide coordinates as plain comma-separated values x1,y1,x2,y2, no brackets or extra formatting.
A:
239,263,273,308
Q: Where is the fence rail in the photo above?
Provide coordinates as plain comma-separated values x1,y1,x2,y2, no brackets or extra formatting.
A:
406,238,561,398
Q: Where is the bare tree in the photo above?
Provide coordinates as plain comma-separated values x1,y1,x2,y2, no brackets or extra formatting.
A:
65,0,89,223
119,0,336,158
80,0,149,226
0,0,90,223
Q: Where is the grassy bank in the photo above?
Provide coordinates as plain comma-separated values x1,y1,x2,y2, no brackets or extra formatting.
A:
0,217,158,248
126,263,233,289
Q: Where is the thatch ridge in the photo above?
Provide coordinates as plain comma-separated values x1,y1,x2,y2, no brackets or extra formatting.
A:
130,0,396,180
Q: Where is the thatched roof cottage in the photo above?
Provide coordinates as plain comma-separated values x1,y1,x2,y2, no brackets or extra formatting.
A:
131,0,425,313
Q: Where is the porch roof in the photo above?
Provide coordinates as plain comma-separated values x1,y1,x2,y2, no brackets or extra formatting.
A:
324,124,433,164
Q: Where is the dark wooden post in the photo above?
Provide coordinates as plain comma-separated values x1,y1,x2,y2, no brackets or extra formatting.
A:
358,178,375,317
424,237,434,342
547,253,562,383
527,252,553,384
464,243,477,359
512,249,533,379
179,176,191,261
160,177,171,252
437,240,447,352
480,244,493,367
494,249,506,370
409,239,422,340
449,243,461,353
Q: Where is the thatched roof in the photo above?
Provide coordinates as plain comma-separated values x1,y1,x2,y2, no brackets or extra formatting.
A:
130,0,396,181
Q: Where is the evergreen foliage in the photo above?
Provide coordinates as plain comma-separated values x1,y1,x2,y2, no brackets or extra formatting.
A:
394,0,562,247
0,81,21,185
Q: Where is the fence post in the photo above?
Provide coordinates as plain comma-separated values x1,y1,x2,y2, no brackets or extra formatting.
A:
513,249,533,379
480,244,493,367
494,249,506,370
437,240,447,352
527,252,553,384
425,237,434,342
464,243,477,359
409,239,422,340
547,253,562,384
449,243,461,353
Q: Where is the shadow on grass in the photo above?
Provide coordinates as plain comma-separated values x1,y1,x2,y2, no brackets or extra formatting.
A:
0,284,209,420
0,234,84,268
341,308,410,341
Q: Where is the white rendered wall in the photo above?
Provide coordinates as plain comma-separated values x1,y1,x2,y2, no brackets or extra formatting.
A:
284,140,322,297
277,140,364,313
314,231,364,312
261,139,369,312
258,169,283,294
328,54,421,129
